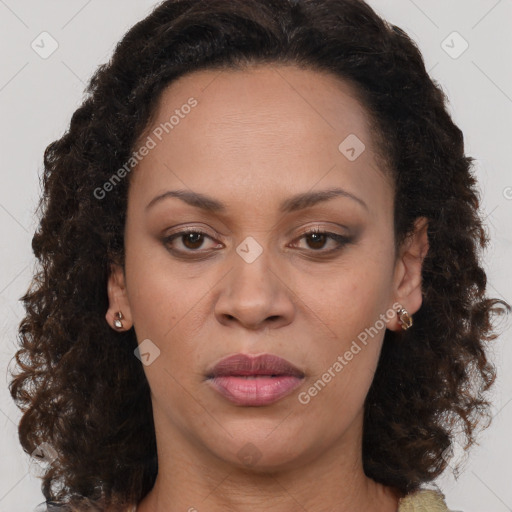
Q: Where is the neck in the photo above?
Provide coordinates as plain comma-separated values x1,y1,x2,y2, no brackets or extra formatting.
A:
135,411,401,512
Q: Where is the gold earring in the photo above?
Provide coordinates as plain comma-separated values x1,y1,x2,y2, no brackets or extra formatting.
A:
113,311,124,329
397,307,413,330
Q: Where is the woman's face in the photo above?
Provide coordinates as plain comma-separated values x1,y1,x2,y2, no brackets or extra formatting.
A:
108,64,427,471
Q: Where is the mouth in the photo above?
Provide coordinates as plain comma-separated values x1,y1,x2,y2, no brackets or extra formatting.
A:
205,353,305,406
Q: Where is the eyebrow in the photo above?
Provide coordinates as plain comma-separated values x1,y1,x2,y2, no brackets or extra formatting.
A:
145,187,368,213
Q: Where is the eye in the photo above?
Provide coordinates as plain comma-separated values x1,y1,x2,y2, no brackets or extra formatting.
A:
163,229,222,255
163,226,353,258
291,227,352,253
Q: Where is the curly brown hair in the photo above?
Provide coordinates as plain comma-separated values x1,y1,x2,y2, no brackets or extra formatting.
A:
9,0,510,510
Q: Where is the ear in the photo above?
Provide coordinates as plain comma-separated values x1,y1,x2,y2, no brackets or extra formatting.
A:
388,217,429,331
106,263,133,331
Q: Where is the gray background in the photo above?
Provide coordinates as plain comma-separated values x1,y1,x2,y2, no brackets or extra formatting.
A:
0,1,510,511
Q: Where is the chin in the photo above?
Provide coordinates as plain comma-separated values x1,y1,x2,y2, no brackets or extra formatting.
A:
206,426,313,472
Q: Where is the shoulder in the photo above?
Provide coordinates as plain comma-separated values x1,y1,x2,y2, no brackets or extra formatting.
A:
398,485,461,512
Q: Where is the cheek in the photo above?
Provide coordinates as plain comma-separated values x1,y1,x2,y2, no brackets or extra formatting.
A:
301,245,394,342
124,236,207,340
297,240,394,397
297,272,389,425
298,349,380,444
124,252,205,410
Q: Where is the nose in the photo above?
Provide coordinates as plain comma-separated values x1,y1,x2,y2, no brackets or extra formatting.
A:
213,245,295,331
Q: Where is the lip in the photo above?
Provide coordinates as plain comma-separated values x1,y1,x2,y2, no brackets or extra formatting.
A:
206,353,305,406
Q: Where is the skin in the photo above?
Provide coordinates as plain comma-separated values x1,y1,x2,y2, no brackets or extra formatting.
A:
106,64,429,512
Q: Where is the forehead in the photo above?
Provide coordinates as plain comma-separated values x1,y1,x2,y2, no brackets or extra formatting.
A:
148,63,372,145
130,64,391,217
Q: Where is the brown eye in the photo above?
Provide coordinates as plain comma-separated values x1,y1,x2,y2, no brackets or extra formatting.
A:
181,232,205,250
304,232,329,250
164,229,220,255
292,228,352,254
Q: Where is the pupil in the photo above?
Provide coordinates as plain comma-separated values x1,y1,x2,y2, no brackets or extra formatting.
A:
184,232,203,249
308,233,325,249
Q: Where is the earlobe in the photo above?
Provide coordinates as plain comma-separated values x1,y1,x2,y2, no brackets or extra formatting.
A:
389,217,429,331
105,263,133,331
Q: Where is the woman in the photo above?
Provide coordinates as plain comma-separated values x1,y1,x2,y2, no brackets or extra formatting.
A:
9,0,509,511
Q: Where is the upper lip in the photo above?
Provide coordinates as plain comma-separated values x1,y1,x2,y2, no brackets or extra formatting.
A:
206,353,305,378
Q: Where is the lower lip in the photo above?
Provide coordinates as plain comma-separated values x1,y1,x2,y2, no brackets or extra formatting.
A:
207,375,303,406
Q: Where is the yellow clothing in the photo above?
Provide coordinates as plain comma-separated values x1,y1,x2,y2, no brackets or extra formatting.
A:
398,487,454,511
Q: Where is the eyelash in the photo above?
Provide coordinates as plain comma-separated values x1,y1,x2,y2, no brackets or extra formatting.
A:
163,226,352,258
